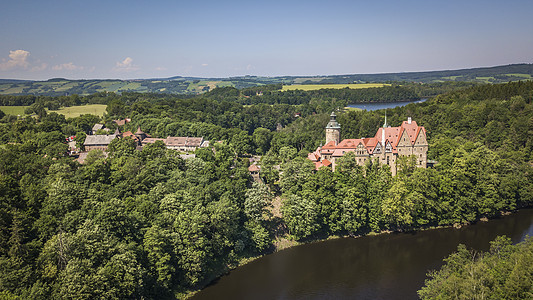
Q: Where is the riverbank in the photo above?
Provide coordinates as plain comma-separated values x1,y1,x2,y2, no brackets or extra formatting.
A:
190,208,533,300
185,209,527,299
193,209,533,300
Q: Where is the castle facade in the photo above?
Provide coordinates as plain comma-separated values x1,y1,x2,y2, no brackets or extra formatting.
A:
308,112,428,176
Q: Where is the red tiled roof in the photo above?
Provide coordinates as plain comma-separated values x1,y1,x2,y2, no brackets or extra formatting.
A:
321,140,338,149
314,159,332,170
337,139,364,148
308,152,320,161
332,148,355,157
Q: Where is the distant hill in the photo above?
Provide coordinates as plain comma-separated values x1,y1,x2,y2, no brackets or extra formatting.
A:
0,64,531,96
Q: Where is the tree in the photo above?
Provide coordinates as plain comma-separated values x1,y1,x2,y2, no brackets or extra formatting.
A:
281,194,319,240
244,182,272,223
252,127,272,154
279,157,315,195
381,179,415,229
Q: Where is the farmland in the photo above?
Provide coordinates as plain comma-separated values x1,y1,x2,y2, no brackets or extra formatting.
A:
0,104,107,118
50,104,107,118
281,83,389,91
0,106,29,116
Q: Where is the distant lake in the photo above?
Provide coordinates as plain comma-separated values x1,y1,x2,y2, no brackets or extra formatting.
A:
348,98,427,111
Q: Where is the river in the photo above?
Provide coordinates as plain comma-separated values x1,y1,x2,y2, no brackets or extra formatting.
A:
347,99,427,111
192,209,533,300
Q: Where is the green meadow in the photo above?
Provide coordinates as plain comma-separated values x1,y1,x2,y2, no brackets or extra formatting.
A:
50,104,107,118
1,104,107,118
0,106,29,116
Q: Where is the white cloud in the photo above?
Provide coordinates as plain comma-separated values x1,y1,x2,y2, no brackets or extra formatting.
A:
113,57,139,72
0,49,31,70
155,66,167,71
52,62,83,71
201,63,208,67
32,63,48,72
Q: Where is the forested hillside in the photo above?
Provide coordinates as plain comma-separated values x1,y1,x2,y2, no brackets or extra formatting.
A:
0,64,531,96
0,81,532,299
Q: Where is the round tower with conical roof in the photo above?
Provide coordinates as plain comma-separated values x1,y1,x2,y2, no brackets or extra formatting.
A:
325,111,341,145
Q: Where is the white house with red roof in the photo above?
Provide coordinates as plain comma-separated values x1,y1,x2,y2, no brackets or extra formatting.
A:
308,112,428,175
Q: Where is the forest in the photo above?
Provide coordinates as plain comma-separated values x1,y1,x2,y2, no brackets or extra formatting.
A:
418,235,533,299
0,81,532,298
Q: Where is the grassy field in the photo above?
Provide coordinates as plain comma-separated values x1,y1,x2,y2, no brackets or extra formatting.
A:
1,104,107,117
0,106,29,116
50,104,107,118
281,83,389,91
343,106,363,112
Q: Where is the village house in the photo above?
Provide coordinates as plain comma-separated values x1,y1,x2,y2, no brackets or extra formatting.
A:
113,118,131,127
308,112,428,176
83,134,118,151
248,163,261,182
140,134,209,152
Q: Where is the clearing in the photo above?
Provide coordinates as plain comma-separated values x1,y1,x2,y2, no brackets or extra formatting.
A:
0,106,29,116
50,104,107,118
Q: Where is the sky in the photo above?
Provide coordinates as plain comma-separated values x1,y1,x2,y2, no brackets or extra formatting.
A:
1,0,532,80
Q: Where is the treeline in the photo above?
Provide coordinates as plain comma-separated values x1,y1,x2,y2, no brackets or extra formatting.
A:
418,236,533,299
238,85,420,105
0,92,119,109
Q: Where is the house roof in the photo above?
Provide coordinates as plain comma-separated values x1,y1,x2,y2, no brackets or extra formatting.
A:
321,140,338,149
308,152,320,161
248,164,260,172
141,137,165,144
113,118,131,126
135,127,145,134
166,137,204,147
314,159,332,170
84,134,117,146
92,123,104,132
337,139,364,148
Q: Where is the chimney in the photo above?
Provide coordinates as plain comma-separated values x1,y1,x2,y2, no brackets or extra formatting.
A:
408,117,412,124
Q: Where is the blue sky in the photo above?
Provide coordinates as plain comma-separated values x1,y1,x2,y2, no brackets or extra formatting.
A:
1,0,532,80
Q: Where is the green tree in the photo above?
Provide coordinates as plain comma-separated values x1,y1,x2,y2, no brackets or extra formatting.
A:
281,194,319,240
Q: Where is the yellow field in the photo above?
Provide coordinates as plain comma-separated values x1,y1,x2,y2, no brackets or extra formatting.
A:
50,104,107,118
281,83,389,91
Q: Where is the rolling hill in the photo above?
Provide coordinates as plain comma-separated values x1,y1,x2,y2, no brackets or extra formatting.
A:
0,63,531,96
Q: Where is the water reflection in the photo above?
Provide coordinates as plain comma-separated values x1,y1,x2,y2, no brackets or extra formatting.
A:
193,209,533,300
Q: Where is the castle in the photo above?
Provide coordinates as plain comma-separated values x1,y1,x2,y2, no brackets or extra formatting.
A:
308,112,428,176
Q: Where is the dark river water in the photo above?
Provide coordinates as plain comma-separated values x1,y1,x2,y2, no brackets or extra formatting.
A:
348,99,427,111
192,209,533,300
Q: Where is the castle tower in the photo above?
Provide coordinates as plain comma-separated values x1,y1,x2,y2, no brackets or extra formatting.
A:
325,111,341,145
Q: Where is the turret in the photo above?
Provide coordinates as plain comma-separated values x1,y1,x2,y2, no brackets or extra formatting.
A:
325,111,341,145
